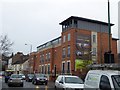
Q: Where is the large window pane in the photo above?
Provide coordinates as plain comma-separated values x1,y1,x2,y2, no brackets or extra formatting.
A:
62,48,66,58
68,33,71,41
67,46,70,57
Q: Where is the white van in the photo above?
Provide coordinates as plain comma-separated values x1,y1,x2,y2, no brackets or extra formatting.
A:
84,70,120,90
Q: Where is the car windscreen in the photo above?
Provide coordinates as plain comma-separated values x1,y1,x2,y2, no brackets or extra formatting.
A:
28,74,34,77
111,75,120,90
11,75,22,78
65,77,83,84
35,74,45,78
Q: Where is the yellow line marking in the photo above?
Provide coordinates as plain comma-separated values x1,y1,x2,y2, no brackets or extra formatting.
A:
45,85,48,90
36,86,39,88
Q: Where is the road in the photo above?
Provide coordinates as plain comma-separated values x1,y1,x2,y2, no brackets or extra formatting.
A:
0,76,2,90
1,77,55,90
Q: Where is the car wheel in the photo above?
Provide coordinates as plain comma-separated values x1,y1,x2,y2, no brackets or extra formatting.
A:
55,85,57,90
5,79,8,83
20,83,23,87
45,82,47,85
32,81,34,84
8,84,11,87
34,81,37,85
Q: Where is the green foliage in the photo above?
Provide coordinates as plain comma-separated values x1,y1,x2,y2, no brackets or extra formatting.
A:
75,59,93,69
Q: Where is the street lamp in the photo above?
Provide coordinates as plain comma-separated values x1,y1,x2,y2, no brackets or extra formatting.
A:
25,44,32,54
25,43,32,73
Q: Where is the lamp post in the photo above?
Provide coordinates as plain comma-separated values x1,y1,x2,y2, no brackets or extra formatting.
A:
25,43,32,73
108,0,111,63
25,44,32,54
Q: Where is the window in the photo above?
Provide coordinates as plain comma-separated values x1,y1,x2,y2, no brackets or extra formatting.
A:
62,62,65,74
42,54,44,63
111,75,120,89
40,55,42,63
74,20,78,28
68,33,71,41
62,48,66,58
47,64,50,74
67,46,70,57
45,65,47,74
56,76,62,82
63,35,66,43
47,52,49,60
46,53,47,61
100,75,111,90
59,38,61,43
93,48,97,56
39,65,41,73
42,65,44,74
93,35,96,43
60,77,63,82
67,61,70,73
48,52,51,60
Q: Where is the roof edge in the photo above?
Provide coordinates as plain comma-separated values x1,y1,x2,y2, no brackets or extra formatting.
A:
59,16,114,26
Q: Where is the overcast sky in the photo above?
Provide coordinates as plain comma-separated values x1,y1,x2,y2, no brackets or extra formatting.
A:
0,0,119,54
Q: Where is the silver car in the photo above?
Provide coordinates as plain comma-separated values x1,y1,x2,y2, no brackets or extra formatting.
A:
8,74,24,87
55,75,84,89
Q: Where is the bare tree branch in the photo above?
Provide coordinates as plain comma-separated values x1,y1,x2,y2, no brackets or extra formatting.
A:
0,35,14,56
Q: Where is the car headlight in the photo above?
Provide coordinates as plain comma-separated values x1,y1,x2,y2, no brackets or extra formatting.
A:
20,80,23,82
37,78,39,80
9,80,13,82
9,79,12,82
29,77,32,79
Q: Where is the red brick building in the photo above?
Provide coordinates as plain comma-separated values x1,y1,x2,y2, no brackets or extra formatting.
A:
29,52,37,73
35,16,118,77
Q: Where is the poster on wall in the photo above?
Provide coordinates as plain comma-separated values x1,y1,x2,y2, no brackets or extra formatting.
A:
75,34,91,70
76,34,91,60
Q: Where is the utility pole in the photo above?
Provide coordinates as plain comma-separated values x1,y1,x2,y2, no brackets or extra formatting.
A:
25,43,32,73
108,0,111,63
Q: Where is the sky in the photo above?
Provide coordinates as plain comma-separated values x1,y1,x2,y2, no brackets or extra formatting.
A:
0,0,120,54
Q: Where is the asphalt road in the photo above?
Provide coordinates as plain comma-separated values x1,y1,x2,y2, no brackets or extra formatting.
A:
1,77,55,90
0,76,2,90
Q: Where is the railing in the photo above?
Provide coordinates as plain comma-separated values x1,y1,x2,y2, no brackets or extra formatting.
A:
87,63,120,70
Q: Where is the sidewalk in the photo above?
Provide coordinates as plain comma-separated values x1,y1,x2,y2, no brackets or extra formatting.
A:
48,81,55,88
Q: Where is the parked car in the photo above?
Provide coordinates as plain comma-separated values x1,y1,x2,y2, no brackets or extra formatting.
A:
84,70,120,90
7,74,24,87
55,75,84,89
19,74,25,80
4,70,14,83
32,74,48,85
0,71,4,76
26,74,34,82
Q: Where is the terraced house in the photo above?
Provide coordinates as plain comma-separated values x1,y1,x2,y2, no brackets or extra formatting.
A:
34,16,118,78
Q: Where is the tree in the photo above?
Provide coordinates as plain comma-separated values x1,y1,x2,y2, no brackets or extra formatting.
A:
75,59,93,70
0,35,14,56
0,35,13,71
